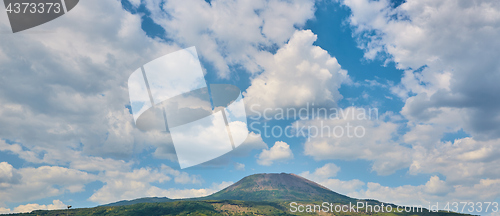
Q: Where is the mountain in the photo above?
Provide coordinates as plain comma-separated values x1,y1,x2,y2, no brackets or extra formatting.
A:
203,173,356,203
103,172,355,207
7,173,471,216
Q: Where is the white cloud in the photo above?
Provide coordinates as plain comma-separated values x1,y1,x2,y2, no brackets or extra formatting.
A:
0,162,97,205
320,179,366,196
349,176,500,209
300,165,500,210
234,163,245,171
265,127,500,208
341,0,500,204
0,0,181,163
244,29,349,114
300,163,341,180
161,165,202,184
257,141,294,166
166,131,268,168
88,164,203,204
0,200,67,214
0,158,204,207
128,0,142,7
143,0,316,78
299,163,365,196
409,137,500,184
424,176,452,196
0,162,20,188
298,107,411,175
146,181,233,199
0,140,134,172
0,207,9,214
90,169,231,204
349,182,427,207
343,0,500,139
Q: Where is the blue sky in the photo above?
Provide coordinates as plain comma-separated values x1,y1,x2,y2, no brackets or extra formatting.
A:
1,0,500,215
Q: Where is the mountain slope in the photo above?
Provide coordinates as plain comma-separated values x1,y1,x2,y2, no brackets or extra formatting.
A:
103,197,172,207
203,173,355,203
102,172,355,207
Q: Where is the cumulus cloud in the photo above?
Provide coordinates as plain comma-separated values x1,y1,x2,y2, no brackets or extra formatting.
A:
143,0,316,78
161,165,202,184
343,0,500,139
146,181,233,200
0,0,181,163
298,164,499,209
0,0,241,208
320,178,366,196
0,200,67,214
299,163,365,196
88,164,202,204
244,29,349,114
0,162,97,205
257,141,294,166
424,176,453,196
0,154,206,206
300,163,341,180
234,163,245,171
298,107,411,175
409,137,500,185
0,162,20,187
90,170,231,204
174,131,268,168
300,165,499,209
340,0,500,204
0,140,134,172
349,176,500,209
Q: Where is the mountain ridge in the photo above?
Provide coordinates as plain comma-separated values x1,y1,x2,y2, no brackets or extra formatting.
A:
202,172,356,203
103,172,357,207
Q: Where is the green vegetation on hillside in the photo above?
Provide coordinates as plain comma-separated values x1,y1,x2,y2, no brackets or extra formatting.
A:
8,200,291,216
6,200,471,216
